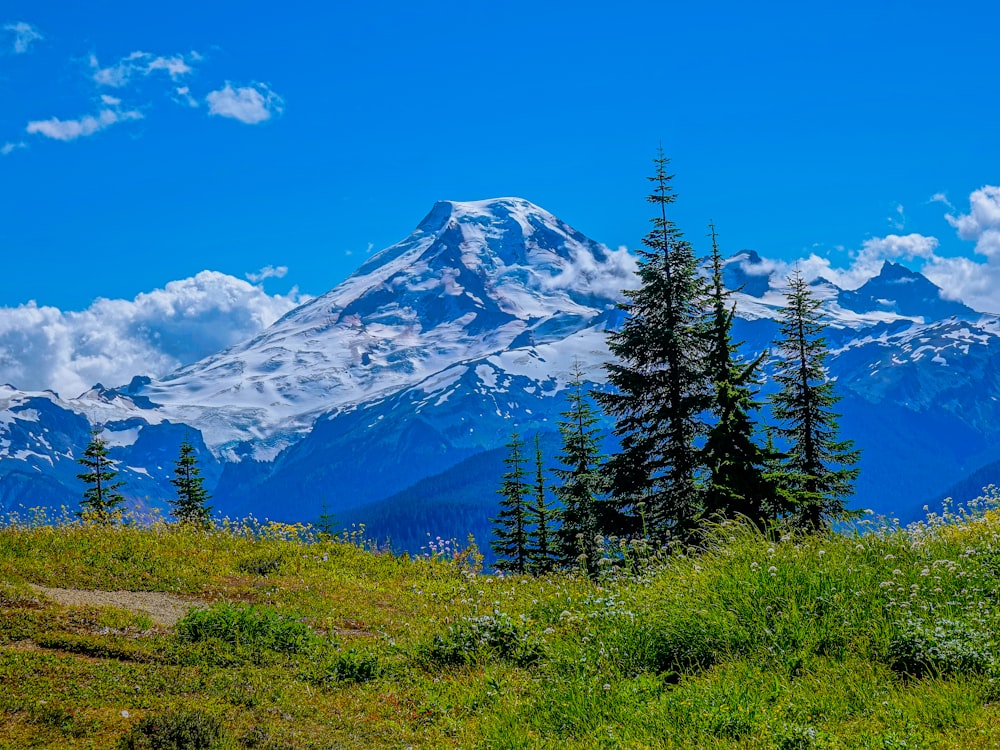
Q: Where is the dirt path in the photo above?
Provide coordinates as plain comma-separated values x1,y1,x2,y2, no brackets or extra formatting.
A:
30,585,206,627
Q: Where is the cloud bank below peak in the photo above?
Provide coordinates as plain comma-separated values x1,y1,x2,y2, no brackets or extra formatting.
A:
0,271,309,398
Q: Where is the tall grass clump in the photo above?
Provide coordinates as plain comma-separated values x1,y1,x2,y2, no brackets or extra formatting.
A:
176,602,315,656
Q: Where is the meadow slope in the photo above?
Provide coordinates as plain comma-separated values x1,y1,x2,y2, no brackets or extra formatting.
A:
2,502,1000,749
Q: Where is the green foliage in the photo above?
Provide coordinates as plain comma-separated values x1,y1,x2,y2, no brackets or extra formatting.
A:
525,433,558,574
170,439,212,527
770,270,860,529
554,361,607,574
116,708,224,750
76,428,126,523
700,224,775,528
423,612,544,667
491,431,531,574
235,550,287,576
175,602,315,657
26,702,92,738
598,149,711,542
301,647,382,686
3,498,1000,748
888,617,997,678
237,726,296,749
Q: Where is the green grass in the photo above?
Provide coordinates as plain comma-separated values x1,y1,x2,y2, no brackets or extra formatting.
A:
2,499,1000,748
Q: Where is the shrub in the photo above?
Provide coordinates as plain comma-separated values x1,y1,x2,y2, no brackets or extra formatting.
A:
236,552,286,577
238,726,296,749
301,647,382,686
175,602,314,656
888,617,996,678
26,702,89,737
423,612,543,667
117,708,223,750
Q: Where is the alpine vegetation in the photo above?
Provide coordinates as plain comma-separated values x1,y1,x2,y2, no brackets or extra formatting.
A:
76,428,126,524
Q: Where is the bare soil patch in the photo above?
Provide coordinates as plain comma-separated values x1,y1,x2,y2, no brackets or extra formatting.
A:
29,585,206,627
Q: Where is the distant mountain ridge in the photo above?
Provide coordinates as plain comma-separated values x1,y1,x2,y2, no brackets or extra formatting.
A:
3,198,1000,545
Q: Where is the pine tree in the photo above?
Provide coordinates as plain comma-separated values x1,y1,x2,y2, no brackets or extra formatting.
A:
315,500,338,539
770,270,860,529
491,431,531,574
554,361,608,575
700,225,774,528
598,149,711,542
525,433,558,575
170,438,212,526
76,428,125,523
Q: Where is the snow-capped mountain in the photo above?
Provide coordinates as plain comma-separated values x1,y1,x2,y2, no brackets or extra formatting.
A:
4,198,1000,542
126,197,630,459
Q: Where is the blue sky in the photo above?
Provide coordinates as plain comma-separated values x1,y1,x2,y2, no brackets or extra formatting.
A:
2,1,1000,394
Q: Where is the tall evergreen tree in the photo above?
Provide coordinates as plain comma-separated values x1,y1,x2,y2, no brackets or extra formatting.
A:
700,225,774,527
554,361,607,575
525,434,558,574
76,428,125,523
770,270,860,529
491,431,531,574
598,149,711,541
170,438,212,527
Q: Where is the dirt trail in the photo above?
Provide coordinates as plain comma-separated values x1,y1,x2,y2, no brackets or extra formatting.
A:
30,585,206,627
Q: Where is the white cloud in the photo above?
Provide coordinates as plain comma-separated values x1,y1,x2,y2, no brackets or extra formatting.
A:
888,202,906,231
945,185,1000,259
731,185,1000,314
744,233,940,293
543,244,639,301
1,141,26,156
930,192,954,211
26,104,143,141
0,271,309,398
92,51,195,88
206,82,284,124
3,21,42,54
173,86,199,108
245,265,288,283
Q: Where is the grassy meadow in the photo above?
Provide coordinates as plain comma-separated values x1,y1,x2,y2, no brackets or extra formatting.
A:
2,499,1000,749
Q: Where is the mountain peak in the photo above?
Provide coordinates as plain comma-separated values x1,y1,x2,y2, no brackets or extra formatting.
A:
122,198,630,454
876,261,921,281
415,197,554,234
837,262,974,319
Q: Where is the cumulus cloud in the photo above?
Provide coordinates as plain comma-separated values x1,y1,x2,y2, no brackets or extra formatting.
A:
543,244,639,301
26,100,143,141
729,185,1000,314
0,271,309,398
91,51,195,88
945,185,1000,259
206,82,284,124
736,233,941,293
3,21,42,54
245,265,288,283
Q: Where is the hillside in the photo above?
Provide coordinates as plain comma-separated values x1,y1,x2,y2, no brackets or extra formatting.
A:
2,503,1000,748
